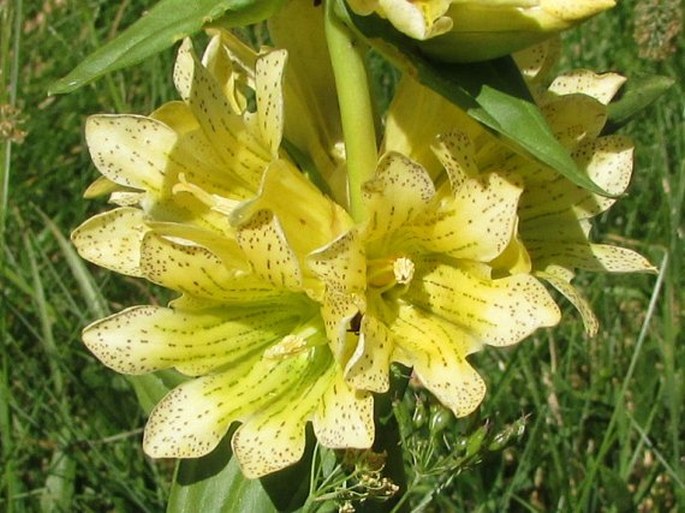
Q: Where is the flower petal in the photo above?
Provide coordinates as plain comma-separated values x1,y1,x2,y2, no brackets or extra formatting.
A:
390,304,486,417
527,240,656,273
536,265,599,336
542,94,606,148
235,209,303,291
140,231,286,303
345,308,393,393
86,115,176,194
313,371,375,449
71,207,148,277
363,152,435,243
82,304,303,376
173,38,270,190
144,349,325,462
255,49,287,156
416,172,522,262
548,70,626,105
407,258,561,346
234,159,353,261
231,348,335,478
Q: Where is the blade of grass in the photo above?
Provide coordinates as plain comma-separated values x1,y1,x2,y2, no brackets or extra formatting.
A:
574,251,669,512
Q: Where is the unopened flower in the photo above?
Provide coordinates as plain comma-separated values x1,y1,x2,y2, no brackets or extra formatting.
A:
346,0,616,62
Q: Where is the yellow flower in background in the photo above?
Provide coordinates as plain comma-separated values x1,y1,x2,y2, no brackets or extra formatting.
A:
74,161,374,479
389,42,655,336
346,0,616,61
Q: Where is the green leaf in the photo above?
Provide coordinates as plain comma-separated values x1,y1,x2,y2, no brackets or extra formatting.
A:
49,0,284,95
336,2,614,197
167,427,315,513
606,74,675,131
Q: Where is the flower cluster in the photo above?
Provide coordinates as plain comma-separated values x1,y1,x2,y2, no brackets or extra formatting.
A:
72,1,652,479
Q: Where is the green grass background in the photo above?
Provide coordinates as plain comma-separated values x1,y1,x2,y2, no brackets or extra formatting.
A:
1,1,682,511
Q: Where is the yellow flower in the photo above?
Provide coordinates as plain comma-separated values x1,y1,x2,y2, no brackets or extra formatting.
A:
74,162,374,478
394,43,657,335
305,120,561,415
73,35,375,478
346,0,615,61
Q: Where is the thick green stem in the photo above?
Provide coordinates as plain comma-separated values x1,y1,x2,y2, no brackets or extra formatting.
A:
324,0,377,222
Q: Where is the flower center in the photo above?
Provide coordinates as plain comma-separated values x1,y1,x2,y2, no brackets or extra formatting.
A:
264,322,324,360
368,255,415,292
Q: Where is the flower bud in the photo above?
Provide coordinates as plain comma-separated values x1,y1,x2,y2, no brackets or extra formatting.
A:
346,0,616,62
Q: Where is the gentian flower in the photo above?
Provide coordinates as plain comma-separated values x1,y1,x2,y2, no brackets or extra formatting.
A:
73,34,375,478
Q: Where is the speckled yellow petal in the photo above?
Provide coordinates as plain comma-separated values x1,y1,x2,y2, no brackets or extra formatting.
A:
140,231,285,303
548,70,626,105
513,38,561,87
572,135,634,217
345,307,393,393
308,229,366,295
527,241,656,273
235,209,303,291
173,38,270,190
144,348,322,461
536,265,599,336
71,207,149,277
416,172,522,262
514,135,633,227
318,289,363,366
542,94,606,148
255,50,286,156
363,152,435,243
313,371,375,449
391,304,486,417
432,131,479,190
407,258,561,346
231,348,334,478
85,115,176,194
82,304,302,376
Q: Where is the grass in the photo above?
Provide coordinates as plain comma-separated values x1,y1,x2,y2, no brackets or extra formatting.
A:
1,0,683,511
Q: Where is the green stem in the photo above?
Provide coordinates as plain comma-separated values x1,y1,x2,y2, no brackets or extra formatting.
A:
324,0,377,222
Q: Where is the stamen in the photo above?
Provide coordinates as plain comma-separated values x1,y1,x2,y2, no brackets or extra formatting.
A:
393,257,415,285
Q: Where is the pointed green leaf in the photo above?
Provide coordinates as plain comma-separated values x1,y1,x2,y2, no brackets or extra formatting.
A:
606,74,675,131
49,0,284,94
335,1,614,197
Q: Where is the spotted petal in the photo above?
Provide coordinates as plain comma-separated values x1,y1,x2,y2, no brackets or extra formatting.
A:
416,172,522,262
144,348,326,464
548,70,626,105
390,304,486,417
536,265,599,336
71,207,149,277
407,258,561,346
313,370,375,449
174,38,270,190
86,115,176,195
82,304,303,376
363,152,435,243
140,231,286,303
